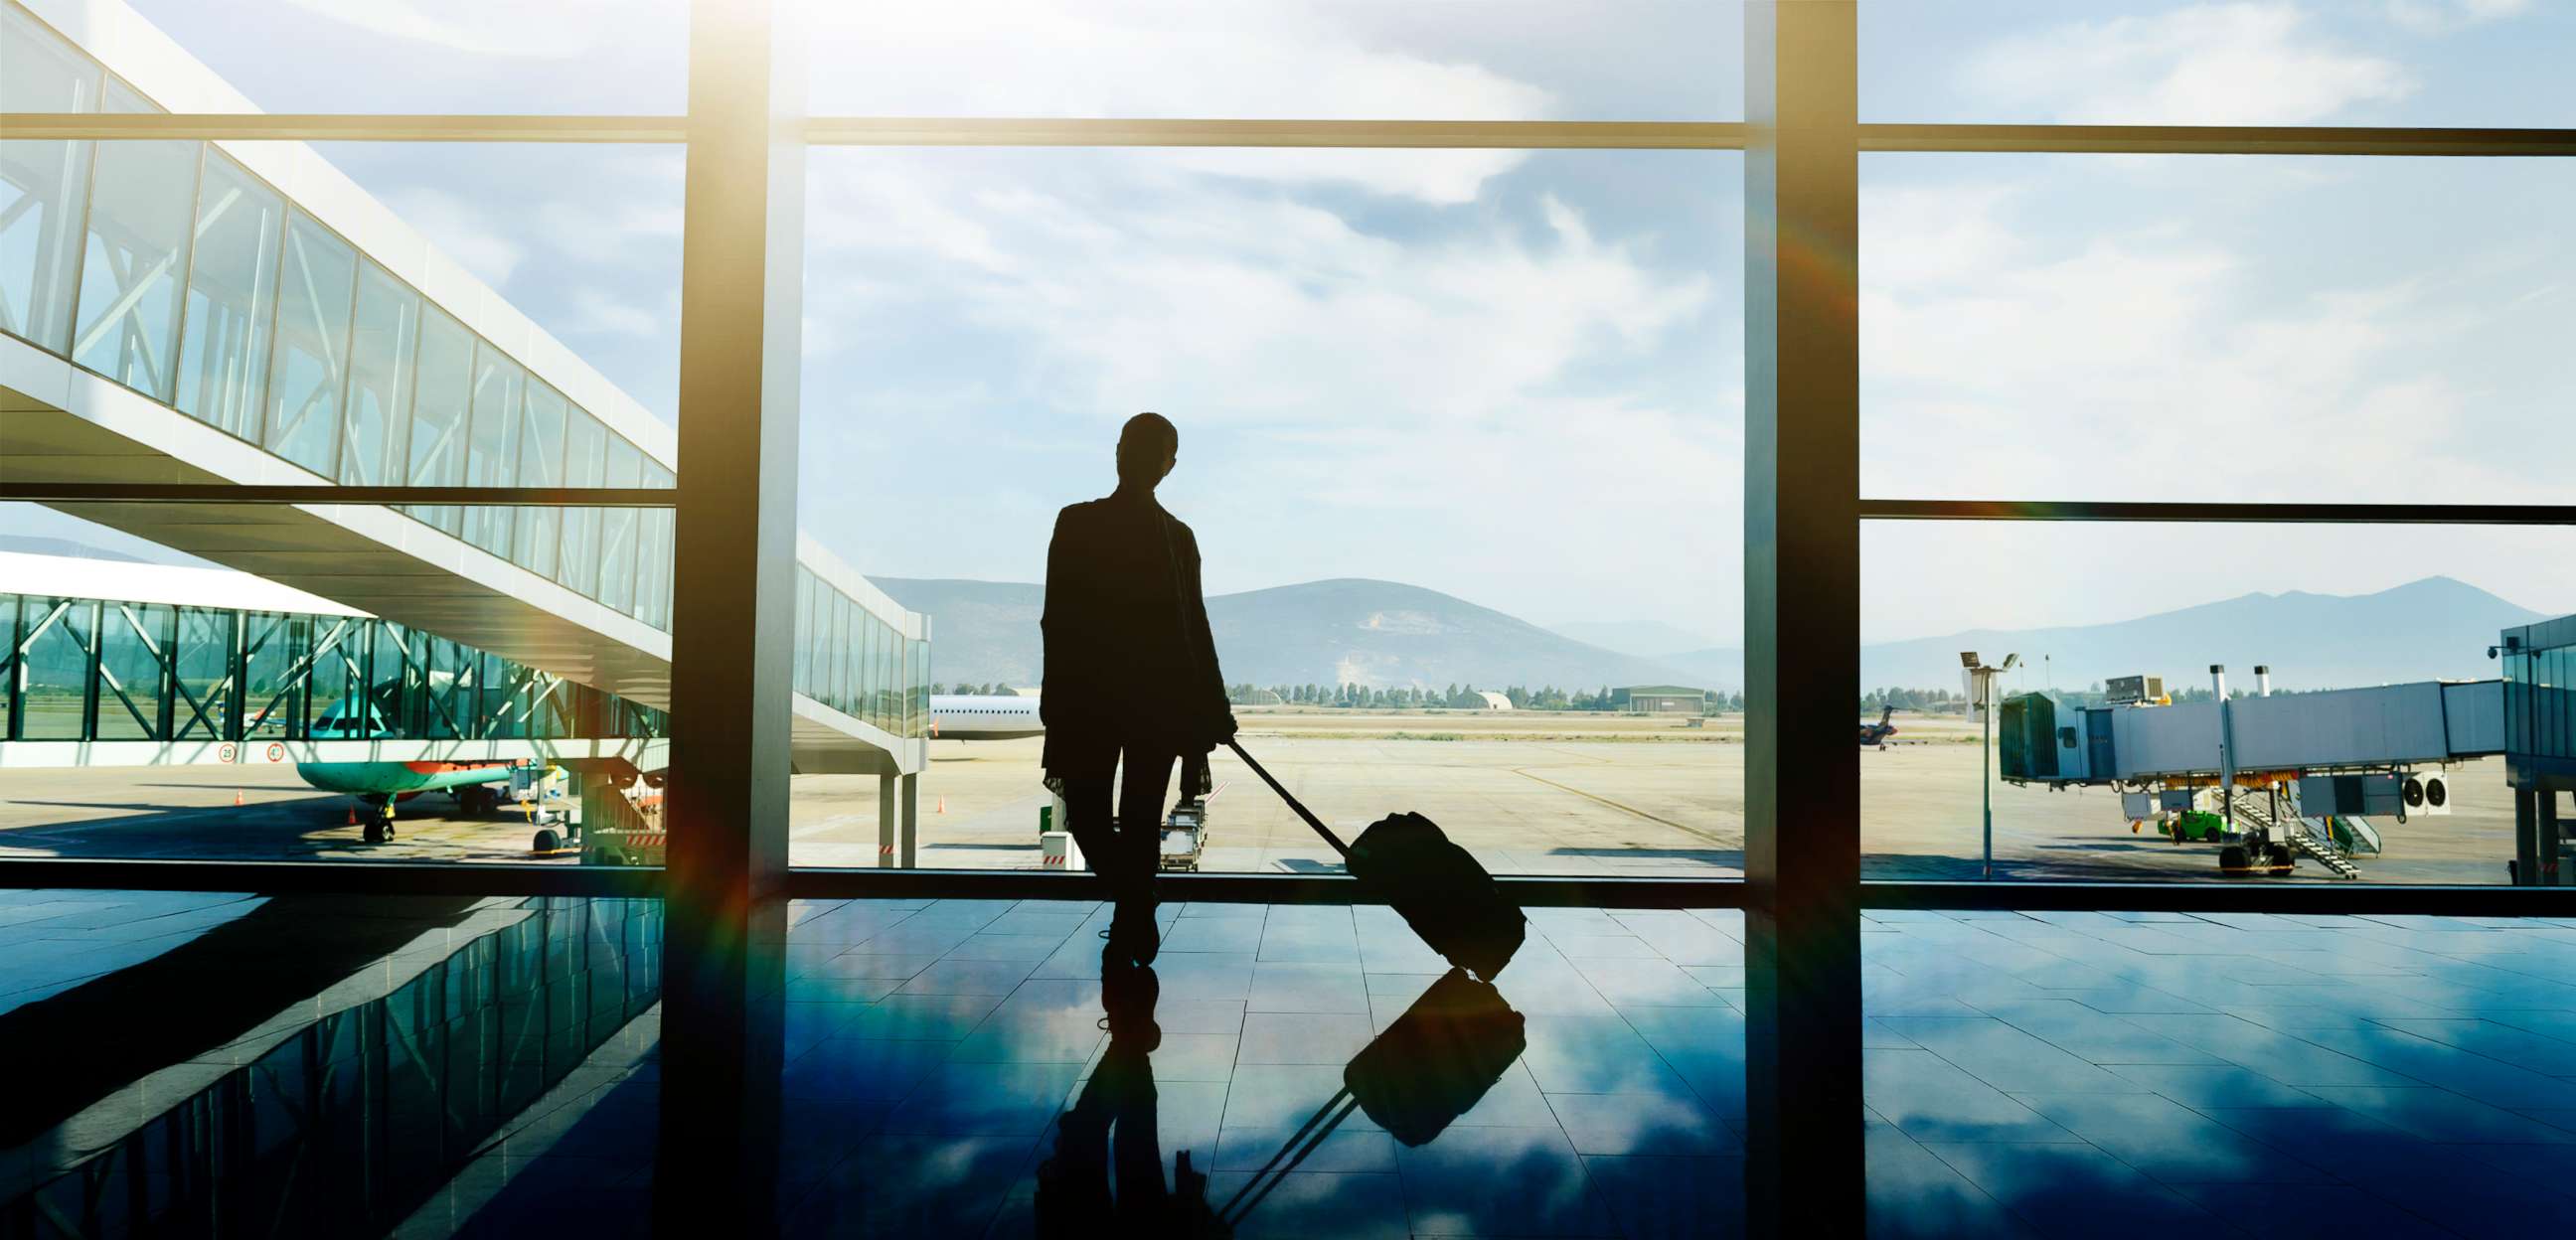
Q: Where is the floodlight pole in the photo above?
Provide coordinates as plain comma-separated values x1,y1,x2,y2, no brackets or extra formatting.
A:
1981,674,1994,880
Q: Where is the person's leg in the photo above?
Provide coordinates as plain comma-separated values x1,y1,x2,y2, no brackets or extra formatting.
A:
1115,748,1179,897
1058,775,1119,890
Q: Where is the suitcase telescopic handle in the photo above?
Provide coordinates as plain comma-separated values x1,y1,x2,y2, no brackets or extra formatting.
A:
1225,740,1351,858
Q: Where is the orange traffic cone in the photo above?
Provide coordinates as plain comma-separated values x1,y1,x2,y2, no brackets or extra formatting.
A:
234,789,243,807
936,797,947,814
348,808,358,826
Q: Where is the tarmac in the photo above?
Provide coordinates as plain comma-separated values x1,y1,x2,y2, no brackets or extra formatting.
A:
0,709,2526,882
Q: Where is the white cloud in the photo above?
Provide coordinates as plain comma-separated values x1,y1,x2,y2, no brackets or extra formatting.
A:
803,0,1551,204
274,0,623,59
378,187,525,285
800,148,1735,629
565,288,665,340
2384,0,2532,33
1964,3,2413,124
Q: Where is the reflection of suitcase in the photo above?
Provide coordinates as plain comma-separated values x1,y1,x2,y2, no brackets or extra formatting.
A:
1228,741,1527,980
1218,968,1525,1228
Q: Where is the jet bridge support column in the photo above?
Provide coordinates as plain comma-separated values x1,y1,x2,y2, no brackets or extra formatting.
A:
899,770,918,868
878,775,896,868
2516,789,2541,886
2543,791,2563,886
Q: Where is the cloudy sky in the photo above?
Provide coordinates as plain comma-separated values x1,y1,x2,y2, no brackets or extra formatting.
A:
30,0,2576,649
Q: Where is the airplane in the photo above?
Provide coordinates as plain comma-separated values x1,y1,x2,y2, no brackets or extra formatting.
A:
928,694,1045,741
1858,705,1897,748
298,686,533,843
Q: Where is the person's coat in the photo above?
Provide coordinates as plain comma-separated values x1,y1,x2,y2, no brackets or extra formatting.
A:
1040,492,1235,779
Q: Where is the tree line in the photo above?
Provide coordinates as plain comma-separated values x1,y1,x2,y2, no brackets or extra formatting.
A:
1226,682,1747,713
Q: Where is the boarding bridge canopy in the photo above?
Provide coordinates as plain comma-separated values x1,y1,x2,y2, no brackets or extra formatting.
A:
0,1,925,775
2002,680,2507,786
0,554,673,772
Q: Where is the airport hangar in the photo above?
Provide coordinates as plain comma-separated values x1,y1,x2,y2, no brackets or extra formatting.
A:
0,0,937,863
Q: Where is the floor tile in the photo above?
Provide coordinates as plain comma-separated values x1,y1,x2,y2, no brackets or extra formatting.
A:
1238,1011,1375,1065
896,958,1045,997
1202,1170,1410,1239
1394,1126,1618,1237
840,993,1007,1042
882,1061,1088,1138
1246,963,1369,1014
2010,1092,2335,1184
1545,1091,1741,1157
1582,1155,1745,1239
1923,1141,2220,1239
1863,1124,2036,1240
783,1133,1029,1238
1863,1049,2080,1145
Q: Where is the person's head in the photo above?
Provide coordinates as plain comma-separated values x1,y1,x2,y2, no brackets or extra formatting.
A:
1115,411,1179,490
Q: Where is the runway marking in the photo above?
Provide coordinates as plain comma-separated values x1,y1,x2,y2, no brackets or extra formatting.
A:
1511,767,1733,848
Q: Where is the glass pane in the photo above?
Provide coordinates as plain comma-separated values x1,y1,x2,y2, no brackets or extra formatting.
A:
636,462,675,630
94,601,171,740
458,342,524,558
241,612,302,739
0,3,102,353
792,571,815,695
808,0,1745,122
1860,154,2576,505
512,383,569,578
303,616,364,739
263,213,359,478
403,305,474,536
1862,1,2576,125
70,83,196,399
1863,520,2573,884
175,153,285,439
119,0,689,113
557,408,608,596
796,147,1742,874
171,604,233,741
596,436,641,614
16,597,92,740
338,261,417,485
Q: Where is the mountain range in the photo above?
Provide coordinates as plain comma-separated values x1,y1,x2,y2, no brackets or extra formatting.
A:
874,577,1702,694
879,574,2549,698
1856,575,2543,695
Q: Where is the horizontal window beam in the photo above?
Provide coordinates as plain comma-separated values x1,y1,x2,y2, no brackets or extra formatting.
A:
1865,123,2576,157
802,118,1750,149
1860,499,2576,525
2,484,673,507
0,113,687,142
11,115,2570,156
0,858,666,898
0,859,1745,908
1864,881,2576,916
5,860,2574,919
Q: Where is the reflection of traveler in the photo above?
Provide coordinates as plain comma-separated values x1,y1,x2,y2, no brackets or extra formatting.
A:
1042,412,1237,957
1036,944,1225,1237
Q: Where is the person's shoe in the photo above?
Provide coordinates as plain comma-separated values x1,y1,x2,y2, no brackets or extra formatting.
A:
1106,902,1160,965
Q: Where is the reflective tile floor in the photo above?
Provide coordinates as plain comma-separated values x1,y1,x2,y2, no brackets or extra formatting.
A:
4,890,2576,1237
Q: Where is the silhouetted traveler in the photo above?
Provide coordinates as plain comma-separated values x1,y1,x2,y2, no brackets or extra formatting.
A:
1043,412,1237,955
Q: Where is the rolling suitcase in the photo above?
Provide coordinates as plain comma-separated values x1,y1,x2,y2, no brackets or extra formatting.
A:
1226,740,1527,981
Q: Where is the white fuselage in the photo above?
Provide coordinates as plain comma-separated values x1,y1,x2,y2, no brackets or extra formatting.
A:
929,695,1045,740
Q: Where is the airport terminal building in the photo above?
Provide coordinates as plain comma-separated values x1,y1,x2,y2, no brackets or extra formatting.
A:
3,3,2574,1238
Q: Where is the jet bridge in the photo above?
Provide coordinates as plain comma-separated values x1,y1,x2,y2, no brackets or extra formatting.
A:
2004,680,2505,786
1999,675,2507,878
